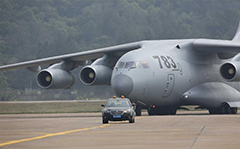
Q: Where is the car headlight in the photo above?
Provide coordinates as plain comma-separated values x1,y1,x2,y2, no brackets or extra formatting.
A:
103,109,110,113
124,109,131,113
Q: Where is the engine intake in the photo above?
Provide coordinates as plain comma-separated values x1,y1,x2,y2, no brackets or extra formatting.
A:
37,69,75,89
80,65,112,85
220,62,240,81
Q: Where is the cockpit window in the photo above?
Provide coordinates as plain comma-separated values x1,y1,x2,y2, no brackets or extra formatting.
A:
117,62,125,69
116,61,149,69
140,61,150,68
124,62,136,69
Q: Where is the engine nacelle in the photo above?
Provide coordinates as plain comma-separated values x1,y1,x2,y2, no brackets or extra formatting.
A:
37,69,75,89
220,62,240,81
80,65,112,85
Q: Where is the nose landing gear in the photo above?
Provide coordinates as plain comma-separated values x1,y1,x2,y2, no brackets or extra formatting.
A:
135,105,142,116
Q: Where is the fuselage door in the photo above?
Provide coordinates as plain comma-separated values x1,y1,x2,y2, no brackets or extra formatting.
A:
162,74,175,98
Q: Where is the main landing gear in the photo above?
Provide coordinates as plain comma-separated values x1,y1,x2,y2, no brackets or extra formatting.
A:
147,105,177,115
208,103,238,114
135,105,177,116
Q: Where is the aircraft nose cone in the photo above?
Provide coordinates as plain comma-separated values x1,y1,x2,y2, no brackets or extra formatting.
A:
111,74,133,97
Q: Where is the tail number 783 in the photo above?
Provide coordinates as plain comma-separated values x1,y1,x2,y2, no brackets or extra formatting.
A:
153,55,177,69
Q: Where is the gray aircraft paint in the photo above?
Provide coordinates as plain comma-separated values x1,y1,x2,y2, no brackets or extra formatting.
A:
112,40,224,107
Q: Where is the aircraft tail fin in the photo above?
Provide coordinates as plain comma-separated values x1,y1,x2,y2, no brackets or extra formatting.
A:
232,21,240,41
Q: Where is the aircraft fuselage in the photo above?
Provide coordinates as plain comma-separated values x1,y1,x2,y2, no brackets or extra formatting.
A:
111,40,239,110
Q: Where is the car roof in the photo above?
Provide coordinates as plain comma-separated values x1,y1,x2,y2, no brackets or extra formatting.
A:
107,98,130,101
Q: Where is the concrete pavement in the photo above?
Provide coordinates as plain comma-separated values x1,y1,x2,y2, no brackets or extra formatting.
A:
0,111,239,149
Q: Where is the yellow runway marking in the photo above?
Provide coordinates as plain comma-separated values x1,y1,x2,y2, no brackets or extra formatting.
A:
0,123,113,147
0,117,142,147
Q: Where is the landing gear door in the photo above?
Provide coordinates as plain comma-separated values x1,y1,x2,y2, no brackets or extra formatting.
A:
162,74,175,98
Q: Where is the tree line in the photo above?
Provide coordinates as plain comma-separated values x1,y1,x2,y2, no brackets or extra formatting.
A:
0,0,240,100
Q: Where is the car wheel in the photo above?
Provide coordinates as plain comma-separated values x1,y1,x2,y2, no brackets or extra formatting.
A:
129,117,135,123
102,118,108,124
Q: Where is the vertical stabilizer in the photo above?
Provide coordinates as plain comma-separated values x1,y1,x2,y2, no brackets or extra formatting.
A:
232,21,240,41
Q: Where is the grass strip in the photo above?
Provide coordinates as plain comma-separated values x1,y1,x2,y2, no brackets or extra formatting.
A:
0,101,106,114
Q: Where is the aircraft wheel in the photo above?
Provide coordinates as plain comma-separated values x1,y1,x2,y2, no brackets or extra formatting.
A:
154,109,161,115
156,108,176,115
169,109,177,115
208,103,232,114
220,104,227,114
135,105,141,116
225,105,232,114
208,109,218,114
230,107,238,114
222,103,232,114
209,108,226,114
147,107,155,115
157,108,168,115
147,107,176,115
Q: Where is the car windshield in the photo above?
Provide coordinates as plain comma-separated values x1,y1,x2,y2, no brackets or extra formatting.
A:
106,99,131,107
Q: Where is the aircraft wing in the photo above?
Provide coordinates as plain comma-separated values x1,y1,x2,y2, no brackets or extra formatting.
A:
0,42,142,71
193,21,240,54
193,39,240,53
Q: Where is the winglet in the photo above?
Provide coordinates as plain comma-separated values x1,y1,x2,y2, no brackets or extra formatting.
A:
232,21,240,41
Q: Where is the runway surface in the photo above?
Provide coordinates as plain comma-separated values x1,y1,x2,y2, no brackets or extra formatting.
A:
0,111,240,149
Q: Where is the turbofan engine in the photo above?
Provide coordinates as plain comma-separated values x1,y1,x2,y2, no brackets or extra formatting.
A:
37,69,75,89
80,65,112,85
220,62,240,81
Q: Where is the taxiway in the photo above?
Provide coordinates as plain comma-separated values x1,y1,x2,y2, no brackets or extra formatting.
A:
0,111,240,149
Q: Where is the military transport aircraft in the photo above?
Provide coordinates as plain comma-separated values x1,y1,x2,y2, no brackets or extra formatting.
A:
1,21,240,116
